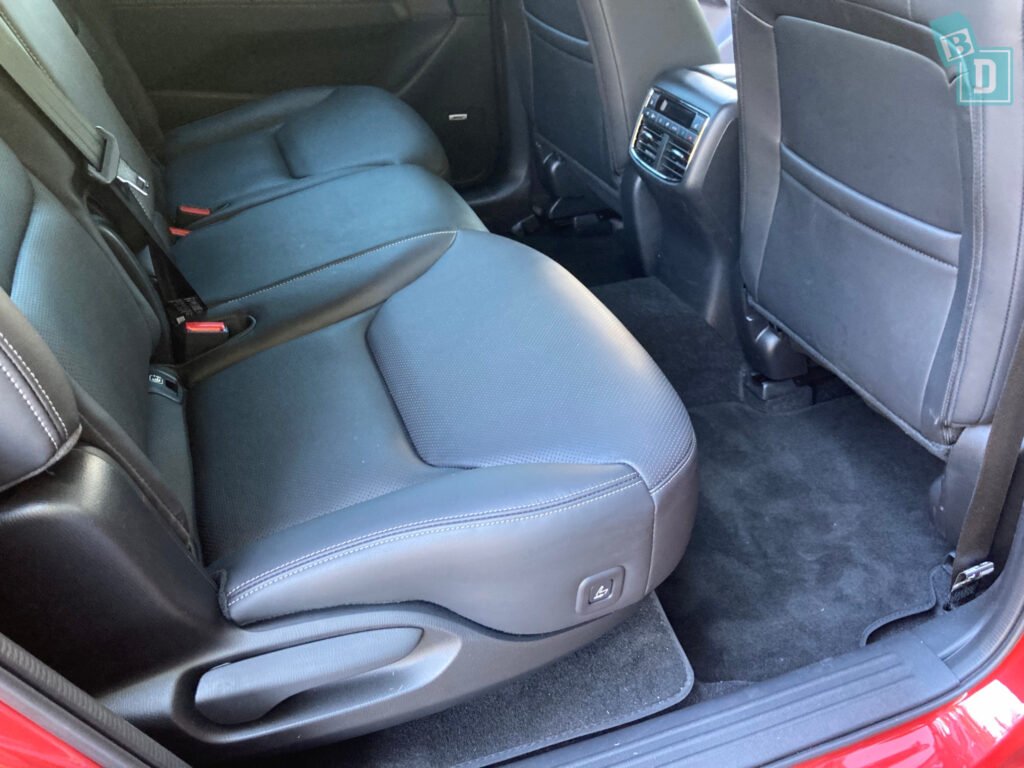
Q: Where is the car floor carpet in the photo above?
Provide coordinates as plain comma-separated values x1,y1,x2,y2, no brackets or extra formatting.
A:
521,228,643,287
587,276,950,684
661,395,949,682
240,595,693,768
589,278,747,408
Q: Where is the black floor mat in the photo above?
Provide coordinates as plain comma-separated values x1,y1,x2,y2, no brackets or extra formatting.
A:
581,275,949,684
660,396,949,682
521,229,642,287
257,596,692,768
590,278,745,407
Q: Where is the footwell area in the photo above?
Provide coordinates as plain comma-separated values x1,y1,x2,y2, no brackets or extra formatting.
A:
245,596,692,768
587,275,949,684
590,278,745,407
664,397,948,682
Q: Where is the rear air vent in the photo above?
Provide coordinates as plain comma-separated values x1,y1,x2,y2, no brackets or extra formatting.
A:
660,137,692,182
630,90,708,183
633,124,665,167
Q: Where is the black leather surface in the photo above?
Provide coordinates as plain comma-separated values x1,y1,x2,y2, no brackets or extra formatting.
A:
172,165,484,305
0,289,80,491
735,0,1024,449
523,0,718,199
210,231,698,634
164,85,450,211
0,0,703,751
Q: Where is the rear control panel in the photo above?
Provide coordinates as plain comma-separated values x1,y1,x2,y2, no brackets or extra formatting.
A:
630,90,709,183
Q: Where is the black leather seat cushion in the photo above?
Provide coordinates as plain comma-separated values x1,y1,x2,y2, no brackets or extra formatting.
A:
163,86,450,212
172,164,485,306
197,231,698,635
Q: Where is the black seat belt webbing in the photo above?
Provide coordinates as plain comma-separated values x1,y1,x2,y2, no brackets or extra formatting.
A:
0,13,205,326
950,319,1024,598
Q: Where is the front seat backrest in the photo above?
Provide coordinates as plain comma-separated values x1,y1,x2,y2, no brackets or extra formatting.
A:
523,0,719,208
734,0,1024,452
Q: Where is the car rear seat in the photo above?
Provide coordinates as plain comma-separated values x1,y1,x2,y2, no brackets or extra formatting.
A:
0,0,700,757
0,0,485,322
54,0,451,212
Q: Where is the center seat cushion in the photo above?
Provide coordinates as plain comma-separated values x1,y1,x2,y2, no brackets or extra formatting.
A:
171,164,485,307
162,86,450,213
196,231,698,635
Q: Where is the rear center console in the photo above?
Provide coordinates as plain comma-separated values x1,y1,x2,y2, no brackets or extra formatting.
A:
631,91,710,183
622,65,740,338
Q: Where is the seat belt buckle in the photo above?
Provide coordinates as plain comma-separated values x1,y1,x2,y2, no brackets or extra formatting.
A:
184,320,230,359
167,296,206,325
169,226,191,241
176,205,212,228
951,561,995,594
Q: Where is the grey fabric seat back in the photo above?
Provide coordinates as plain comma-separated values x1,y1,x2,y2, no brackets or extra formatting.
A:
523,0,719,203
735,0,1024,452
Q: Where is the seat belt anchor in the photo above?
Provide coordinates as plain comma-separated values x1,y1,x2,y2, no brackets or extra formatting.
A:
88,126,150,197
951,561,995,593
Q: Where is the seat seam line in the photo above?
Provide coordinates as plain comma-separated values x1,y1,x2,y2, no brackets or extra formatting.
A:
650,438,697,494
225,471,640,596
213,230,457,306
781,167,957,269
226,480,644,608
0,331,68,439
79,413,191,542
0,352,57,448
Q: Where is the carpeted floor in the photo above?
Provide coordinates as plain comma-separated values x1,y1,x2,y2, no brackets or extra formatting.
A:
521,228,642,287
586,275,950,683
590,278,745,407
664,397,948,682
240,596,692,768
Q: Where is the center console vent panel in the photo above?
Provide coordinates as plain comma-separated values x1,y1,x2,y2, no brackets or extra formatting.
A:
631,90,708,183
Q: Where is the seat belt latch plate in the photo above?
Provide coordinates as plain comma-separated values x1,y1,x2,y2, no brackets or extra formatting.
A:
87,125,120,186
952,561,995,593
89,126,150,197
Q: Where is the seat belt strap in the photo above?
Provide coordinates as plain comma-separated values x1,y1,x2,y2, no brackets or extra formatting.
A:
0,13,206,326
950,317,1024,598
0,16,147,197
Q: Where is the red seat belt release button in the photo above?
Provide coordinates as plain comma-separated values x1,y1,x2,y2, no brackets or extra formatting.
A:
169,226,191,239
177,205,212,228
185,321,228,334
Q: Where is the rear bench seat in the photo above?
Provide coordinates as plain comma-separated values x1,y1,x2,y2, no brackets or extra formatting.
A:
0,0,699,758
56,0,451,212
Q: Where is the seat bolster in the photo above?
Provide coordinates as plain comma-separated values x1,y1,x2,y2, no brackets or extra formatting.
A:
0,290,80,491
162,87,335,159
214,464,655,635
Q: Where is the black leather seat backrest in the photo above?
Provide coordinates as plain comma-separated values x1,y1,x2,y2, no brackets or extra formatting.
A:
522,0,719,204
735,0,1024,452
523,0,610,186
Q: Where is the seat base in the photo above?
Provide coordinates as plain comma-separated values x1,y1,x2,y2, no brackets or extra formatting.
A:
106,600,636,761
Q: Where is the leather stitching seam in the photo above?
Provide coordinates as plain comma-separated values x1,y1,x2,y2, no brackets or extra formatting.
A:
226,471,639,596
0,331,68,439
0,352,57,449
227,480,644,608
80,413,191,543
215,230,457,306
